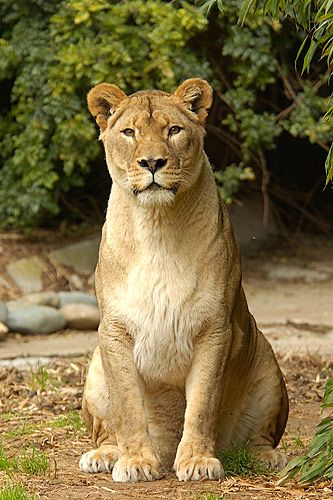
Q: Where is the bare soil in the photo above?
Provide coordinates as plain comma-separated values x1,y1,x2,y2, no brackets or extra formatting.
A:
1,355,333,499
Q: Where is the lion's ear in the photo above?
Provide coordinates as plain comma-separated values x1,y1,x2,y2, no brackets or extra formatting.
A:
87,83,127,131
173,78,213,124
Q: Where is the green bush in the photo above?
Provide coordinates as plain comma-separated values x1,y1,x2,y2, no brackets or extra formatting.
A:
0,0,332,229
0,0,208,229
199,1,332,208
203,0,333,185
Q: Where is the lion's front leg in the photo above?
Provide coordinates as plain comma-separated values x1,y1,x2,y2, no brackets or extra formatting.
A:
99,321,162,483
174,326,232,481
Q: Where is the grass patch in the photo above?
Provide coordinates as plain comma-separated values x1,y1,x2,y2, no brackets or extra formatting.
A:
293,435,305,450
5,422,36,438
19,448,48,475
0,413,16,423
50,410,84,432
218,446,269,477
0,484,35,500
0,445,15,474
0,444,48,476
27,365,57,392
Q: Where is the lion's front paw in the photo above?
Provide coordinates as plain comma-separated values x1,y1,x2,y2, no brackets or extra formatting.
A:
258,448,288,470
79,445,119,473
112,456,163,482
175,456,224,481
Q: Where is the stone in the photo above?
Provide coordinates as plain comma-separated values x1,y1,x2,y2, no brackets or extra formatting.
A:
7,305,66,334
58,291,97,307
87,273,95,287
0,302,8,323
0,321,9,340
265,265,330,283
5,300,23,310
6,257,44,294
59,303,99,330
49,237,100,276
69,274,84,290
7,291,60,309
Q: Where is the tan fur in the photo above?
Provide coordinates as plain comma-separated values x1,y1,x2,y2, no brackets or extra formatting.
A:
80,79,288,482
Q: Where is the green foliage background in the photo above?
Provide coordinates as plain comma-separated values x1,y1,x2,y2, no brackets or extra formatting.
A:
0,0,208,228
0,0,332,229
209,0,333,183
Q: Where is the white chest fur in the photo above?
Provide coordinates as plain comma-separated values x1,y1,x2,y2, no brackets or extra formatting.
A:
112,250,216,386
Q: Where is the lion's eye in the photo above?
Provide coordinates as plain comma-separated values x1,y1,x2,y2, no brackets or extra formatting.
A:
169,126,182,135
122,128,135,137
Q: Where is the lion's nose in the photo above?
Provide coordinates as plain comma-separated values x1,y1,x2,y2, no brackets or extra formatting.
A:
137,157,167,174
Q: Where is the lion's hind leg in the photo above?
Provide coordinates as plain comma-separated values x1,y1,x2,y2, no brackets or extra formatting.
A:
79,408,119,473
80,443,119,473
250,415,288,471
79,393,119,473
248,348,289,471
256,447,288,470
246,383,288,471
219,328,289,472
80,347,119,474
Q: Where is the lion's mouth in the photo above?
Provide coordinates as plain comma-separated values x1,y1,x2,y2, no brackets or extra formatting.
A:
134,182,178,195
146,181,163,191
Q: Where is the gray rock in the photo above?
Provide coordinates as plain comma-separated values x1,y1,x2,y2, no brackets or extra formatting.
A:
59,303,99,330
6,257,44,294
7,291,60,309
5,300,23,310
265,265,330,283
7,305,66,334
0,321,9,339
0,302,8,323
58,291,97,307
49,237,100,276
69,274,84,290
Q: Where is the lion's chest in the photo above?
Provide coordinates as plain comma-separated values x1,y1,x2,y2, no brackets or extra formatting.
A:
113,254,215,386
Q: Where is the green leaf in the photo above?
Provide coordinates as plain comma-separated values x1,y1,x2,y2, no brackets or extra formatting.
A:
238,0,259,25
295,35,309,70
325,143,333,186
300,453,333,483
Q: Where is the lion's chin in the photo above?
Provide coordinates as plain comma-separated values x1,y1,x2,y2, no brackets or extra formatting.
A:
136,187,176,207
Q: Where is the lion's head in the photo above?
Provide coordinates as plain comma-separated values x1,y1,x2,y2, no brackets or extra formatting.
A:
87,78,213,206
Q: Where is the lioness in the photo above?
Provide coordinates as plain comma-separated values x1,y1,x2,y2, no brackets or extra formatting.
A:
79,78,288,482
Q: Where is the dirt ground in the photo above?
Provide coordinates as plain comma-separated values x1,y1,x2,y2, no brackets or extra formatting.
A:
0,235,333,498
0,355,332,499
